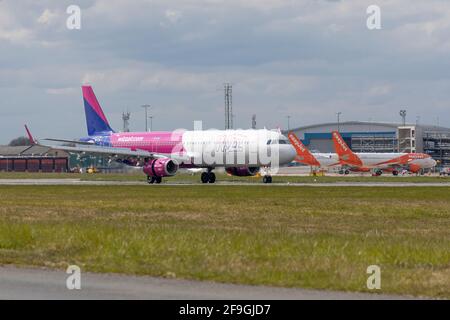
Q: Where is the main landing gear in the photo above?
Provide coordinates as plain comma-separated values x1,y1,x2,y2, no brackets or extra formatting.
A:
147,175,162,184
375,170,383,176
262,175,272,183
201,169,216,184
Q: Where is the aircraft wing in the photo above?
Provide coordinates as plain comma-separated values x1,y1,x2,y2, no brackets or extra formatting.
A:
383,162,411,169
24,126,173,163
375,154,411,168
40,141,168,159
43,138,95,145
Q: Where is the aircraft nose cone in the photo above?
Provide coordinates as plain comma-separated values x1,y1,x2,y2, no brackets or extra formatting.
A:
280,145,297,164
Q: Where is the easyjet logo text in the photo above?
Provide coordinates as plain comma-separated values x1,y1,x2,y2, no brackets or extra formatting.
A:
333,133,348,152
288,134,306,153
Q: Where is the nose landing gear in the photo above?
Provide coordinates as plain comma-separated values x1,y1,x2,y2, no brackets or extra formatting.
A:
263,175,272,183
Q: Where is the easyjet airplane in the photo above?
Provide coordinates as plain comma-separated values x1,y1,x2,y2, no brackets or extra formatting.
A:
26,86,296,184
288,131,436,175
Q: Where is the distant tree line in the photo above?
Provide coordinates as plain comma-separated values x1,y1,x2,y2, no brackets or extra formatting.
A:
8,136,31,146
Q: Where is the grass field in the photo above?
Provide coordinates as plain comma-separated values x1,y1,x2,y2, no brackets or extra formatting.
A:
0,171,449,184
0,185,449,298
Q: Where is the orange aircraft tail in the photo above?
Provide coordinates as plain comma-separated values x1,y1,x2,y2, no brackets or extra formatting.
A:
331,131,363,167
288,132,321,166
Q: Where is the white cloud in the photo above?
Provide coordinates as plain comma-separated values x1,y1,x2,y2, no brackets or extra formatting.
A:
165,10,182,24
0,28,33,43
368,85,392,97
37,9,58,25
0,4,33,44
46,87,78,95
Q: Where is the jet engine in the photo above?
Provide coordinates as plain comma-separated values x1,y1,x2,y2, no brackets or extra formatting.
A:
225,166,260,177
408,163,421,173
143,158,179,177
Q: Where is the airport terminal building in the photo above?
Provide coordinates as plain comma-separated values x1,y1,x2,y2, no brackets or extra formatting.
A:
286,121,450,167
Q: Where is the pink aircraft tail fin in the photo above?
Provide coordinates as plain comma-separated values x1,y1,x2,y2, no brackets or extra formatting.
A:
82,85,114,136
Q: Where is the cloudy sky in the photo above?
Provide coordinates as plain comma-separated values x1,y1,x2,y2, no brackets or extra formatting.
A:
1,0,450,143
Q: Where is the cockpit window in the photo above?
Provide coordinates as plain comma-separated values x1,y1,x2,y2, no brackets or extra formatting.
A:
268,139,289,145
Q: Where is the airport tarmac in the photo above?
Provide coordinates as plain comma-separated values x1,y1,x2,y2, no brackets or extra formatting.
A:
0,266,414,300
1,178,450,187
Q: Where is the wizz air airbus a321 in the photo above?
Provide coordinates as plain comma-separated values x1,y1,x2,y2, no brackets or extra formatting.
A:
288,131,436,175
28,86,296,184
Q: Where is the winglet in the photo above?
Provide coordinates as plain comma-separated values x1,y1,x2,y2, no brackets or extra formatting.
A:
288,132,321,167
24,125,37,145
331,131,363,166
